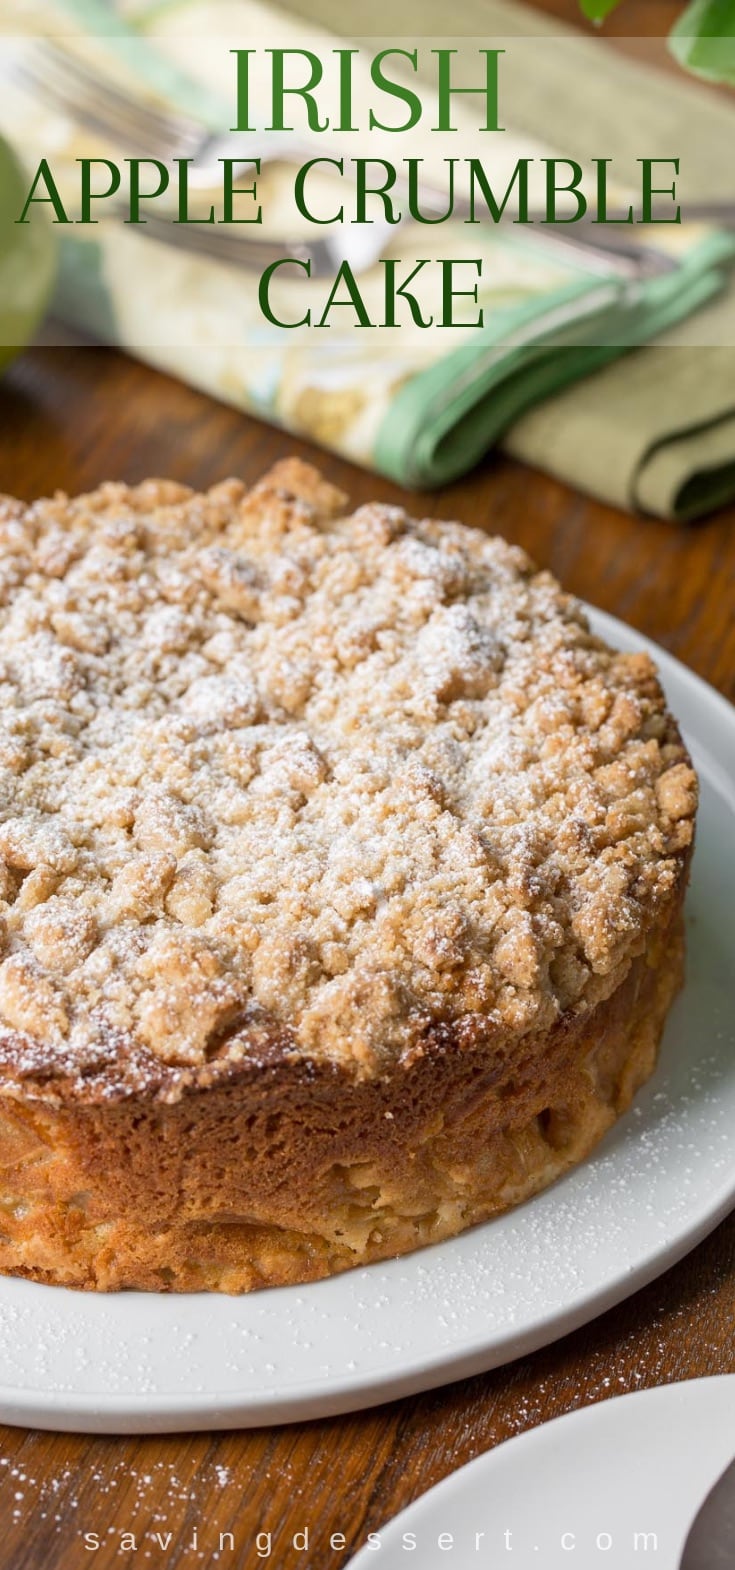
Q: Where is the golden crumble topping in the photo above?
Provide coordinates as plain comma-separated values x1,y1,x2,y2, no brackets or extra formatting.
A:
0,460,696,1095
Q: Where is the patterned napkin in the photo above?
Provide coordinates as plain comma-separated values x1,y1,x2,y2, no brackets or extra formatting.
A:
1,0,734,516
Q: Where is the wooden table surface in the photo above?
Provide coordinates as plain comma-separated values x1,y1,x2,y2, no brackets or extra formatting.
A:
0,2,733,1565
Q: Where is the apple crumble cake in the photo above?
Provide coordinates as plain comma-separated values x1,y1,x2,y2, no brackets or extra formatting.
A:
0,460,696,1292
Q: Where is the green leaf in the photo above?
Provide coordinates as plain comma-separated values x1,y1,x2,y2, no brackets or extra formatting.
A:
0,136,56,373
578,0,625,19
669,0,735,84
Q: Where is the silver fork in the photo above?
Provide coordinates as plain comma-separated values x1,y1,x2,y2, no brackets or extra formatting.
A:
7,37,729,281
5,38,394,278
9,37,317,189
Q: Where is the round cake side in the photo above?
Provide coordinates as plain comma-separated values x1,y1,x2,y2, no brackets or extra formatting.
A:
0,874,687,1292
0,460,698,1292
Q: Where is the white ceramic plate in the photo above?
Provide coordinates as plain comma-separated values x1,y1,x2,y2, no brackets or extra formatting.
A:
350,1376,735,1569
0,608,733,1433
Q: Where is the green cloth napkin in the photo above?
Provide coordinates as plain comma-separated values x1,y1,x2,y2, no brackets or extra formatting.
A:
503,309,735,521
2,0,734,516
294,0,735,517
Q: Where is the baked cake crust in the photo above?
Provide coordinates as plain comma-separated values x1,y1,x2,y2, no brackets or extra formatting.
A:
0,460,697,1291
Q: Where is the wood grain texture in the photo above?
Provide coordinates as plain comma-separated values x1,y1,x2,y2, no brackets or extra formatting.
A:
0,3,733,1564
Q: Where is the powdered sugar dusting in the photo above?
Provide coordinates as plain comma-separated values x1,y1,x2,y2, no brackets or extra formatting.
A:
0,462,695,1097
0,604,728,1429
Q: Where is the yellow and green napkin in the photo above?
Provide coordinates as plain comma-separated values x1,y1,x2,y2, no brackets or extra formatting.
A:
1,0,734,517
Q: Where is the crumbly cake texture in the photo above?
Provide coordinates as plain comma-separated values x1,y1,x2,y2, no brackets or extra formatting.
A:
0,460,697,1291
